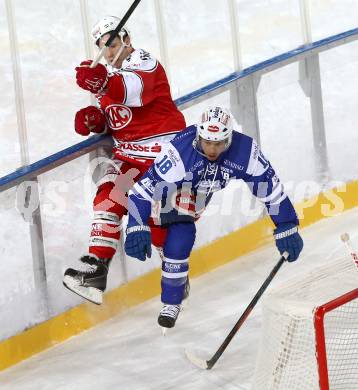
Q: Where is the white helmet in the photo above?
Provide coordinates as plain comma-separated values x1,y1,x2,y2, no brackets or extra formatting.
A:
197,106,233,146
91,16,130,45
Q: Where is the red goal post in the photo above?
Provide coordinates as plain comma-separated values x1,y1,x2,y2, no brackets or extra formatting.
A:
314,288,358,390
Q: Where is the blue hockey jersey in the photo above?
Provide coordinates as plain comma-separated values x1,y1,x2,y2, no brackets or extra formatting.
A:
129,125,298,227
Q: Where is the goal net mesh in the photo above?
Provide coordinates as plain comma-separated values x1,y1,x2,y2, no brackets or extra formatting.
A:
251,256,358,390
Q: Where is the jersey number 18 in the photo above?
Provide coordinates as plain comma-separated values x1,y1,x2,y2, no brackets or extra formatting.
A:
156,155,173,174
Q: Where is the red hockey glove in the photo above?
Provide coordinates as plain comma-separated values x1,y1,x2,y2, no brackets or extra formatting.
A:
75,60,108,93
74,106,106,136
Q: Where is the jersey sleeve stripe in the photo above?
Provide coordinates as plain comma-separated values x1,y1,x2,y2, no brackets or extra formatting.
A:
121,71,143,107
162,271,188,279
256,182,283,202
268,192,288,205
122,76,127,104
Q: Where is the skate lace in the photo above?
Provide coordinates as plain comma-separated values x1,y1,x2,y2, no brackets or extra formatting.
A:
160,304,181,319
78,263,98,276
77,256,105,275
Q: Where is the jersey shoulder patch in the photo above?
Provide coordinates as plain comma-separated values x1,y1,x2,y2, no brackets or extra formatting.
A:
223,132,254,175
243,136,271,176
122,49,158,72
171,125,197,147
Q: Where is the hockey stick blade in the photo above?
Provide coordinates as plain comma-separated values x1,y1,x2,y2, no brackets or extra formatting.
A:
185,349,209,370
185,252,288,370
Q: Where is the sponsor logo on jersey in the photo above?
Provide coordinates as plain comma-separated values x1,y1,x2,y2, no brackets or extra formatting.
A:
91,223,104,234
105,104,132,130
207,163,218,175
220,166,232,174
151,143,161,153
223,159,244,171
139,50,151,61
164,263,181,272
197,180,222,193
141,178,155,194
123,49,157,72
189,160,204,172
167,148,181,166
252,143,259,160
116,141,162,154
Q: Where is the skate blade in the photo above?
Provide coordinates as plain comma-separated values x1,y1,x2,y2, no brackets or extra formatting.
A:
63,276,103,305
161,327,167,336
181,298,189,309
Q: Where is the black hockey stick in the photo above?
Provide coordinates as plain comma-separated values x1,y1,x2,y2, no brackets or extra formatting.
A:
91,0,142,67
185,251,288,370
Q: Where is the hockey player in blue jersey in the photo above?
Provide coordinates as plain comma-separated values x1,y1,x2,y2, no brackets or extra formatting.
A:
124,106,303,329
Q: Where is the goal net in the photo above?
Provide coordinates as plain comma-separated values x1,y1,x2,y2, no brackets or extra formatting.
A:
251,257,358,390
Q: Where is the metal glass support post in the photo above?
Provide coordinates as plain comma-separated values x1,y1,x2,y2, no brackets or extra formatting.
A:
230,75,262,146
29,179,49,319
6,0,49,318
227,0,243,72
79,0,95,106
79,0,94,62
227,0,262,146
231,73,264,221
16,179,49,319
154,0,170,81
5,0,29,166
299,0,312,43
299,55,329,181
299,0,329,182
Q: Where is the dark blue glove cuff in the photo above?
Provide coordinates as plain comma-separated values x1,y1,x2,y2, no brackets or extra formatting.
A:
274,223,303,262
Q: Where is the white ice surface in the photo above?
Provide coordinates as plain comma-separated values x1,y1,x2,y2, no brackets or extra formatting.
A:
0,207,357,390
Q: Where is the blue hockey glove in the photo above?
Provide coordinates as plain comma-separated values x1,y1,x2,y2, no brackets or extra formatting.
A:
125,225,152,261
274,223,303,262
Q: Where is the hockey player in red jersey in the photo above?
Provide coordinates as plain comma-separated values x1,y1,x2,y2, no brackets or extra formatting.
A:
63,15,186,304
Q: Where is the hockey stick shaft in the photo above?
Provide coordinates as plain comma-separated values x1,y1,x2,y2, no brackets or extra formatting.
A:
206,252,288,369
91,0,142,68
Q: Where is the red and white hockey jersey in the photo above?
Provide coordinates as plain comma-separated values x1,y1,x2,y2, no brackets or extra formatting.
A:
96,49,185,165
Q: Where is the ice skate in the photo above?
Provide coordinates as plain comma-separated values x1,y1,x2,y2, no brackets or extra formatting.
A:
63,255,109,305
158,304,181,330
